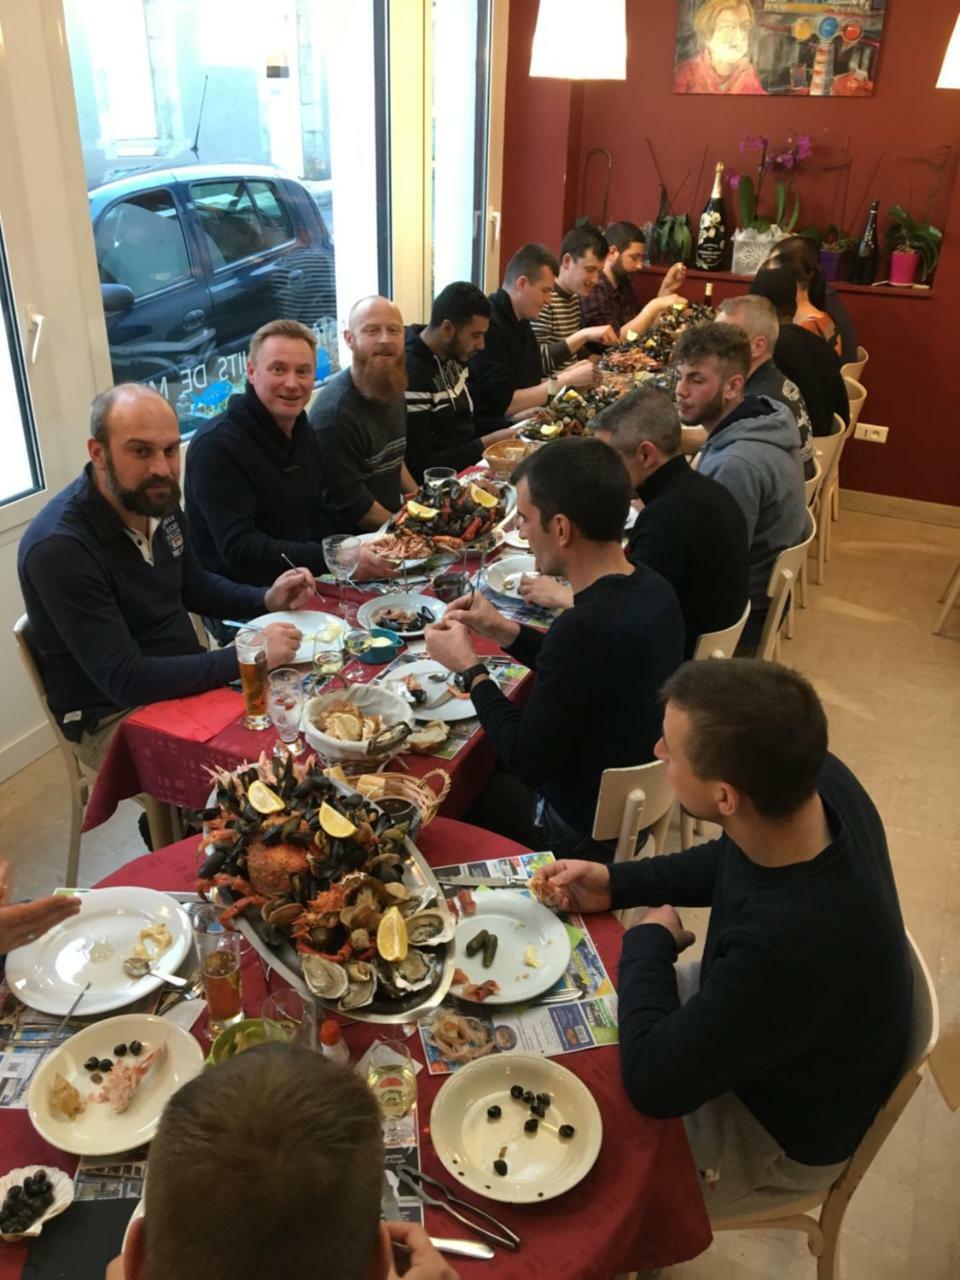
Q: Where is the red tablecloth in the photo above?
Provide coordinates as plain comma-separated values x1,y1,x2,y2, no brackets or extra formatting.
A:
83,587,527,832
0,820,711,1278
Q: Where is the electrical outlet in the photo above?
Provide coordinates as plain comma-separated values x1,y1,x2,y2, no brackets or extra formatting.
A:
854,422,889,444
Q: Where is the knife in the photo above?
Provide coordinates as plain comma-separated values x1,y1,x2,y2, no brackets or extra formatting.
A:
437,874,529,890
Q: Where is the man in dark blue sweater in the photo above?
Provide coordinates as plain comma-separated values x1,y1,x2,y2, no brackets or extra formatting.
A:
534,660,912,1218
424,437,684,859
18,384,312,767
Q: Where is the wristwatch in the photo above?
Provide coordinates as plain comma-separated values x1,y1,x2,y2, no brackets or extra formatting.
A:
454,663,489,695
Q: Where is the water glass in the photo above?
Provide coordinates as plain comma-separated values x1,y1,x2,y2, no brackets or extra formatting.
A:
235,627,270,730
262,988,318,1050
193,905,243,1037
432,569,472,605
424,466,456,498
323,534,362,622
267,667,305,757
365,1034,417,1144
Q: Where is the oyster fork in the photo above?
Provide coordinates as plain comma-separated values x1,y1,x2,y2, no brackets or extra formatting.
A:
395,1166,520,1252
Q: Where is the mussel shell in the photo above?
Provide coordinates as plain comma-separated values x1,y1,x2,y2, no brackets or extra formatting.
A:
301,955,350,1000
404,908,455,946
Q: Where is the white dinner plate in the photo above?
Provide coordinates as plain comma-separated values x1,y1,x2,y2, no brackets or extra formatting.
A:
380,658,477,722
357,593,439,639
28,1014,203,1157
430,1053,602,1204
453,890,571,1005
500,525,529,550
5,888,192,1017
485,555,538,599
246,610,344,666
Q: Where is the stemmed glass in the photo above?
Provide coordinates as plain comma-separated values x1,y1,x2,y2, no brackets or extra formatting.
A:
365,1034,417,1145
343,629,372,682
267,668,305,757
322,534,362,623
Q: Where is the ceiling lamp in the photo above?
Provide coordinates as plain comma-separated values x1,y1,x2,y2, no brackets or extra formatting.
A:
937,15,960,88
529,0,627,80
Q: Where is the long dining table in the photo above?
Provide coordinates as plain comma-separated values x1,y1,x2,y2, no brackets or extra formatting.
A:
0,818,712,1279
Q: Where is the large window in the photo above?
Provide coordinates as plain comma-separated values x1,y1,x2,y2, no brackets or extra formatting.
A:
0,219,43,508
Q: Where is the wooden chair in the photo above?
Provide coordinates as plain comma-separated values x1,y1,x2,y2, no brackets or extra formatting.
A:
13,614,90,886
809,418,845,587
714,931,939,1280
934,561,960,636
840,344,869,383
692,599,752,661
828,378,868,523
758,511,817,662
592,760,675,863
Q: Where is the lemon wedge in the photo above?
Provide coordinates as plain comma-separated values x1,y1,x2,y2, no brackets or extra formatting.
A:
377,905,409,962
247,781,285,814
624,329,639,343
539,423,563,438
468,482,499,510
406,500,440,520
318,801,357,839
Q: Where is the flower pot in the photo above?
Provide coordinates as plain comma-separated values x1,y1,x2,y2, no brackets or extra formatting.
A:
819,248,851,282
731,227,786,277
889,249,920,286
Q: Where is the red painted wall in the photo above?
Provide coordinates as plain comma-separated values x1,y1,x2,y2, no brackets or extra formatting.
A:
500,0,960,508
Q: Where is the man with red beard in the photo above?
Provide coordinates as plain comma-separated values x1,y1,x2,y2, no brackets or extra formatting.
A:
309,296,417,532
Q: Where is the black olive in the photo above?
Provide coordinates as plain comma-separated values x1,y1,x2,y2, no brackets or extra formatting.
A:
84,1056,100,1072
24,1179,41,1199
522,1090,535,1105
98,1058,113,1072
114,1043,128,1057
6,1187,23,1202
129,1040,143,1055
530,1104,545,1119
559,1124,575,1139
493,1159,508,1176
510,1084,524,1100
524,1118,539,1133
486,1105,502,1120
536,1092,551,1108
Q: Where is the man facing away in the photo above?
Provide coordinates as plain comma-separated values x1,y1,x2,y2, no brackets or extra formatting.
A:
522,387,750,660
468,243,600,431
404,281,521,478
534,659,912,1220
425,437,683,860
309,296,418,531
672,322,806,650
581,220,687,338
18,384,308,769
186,319,392,585
107,1042,456,1280
530,221,618,373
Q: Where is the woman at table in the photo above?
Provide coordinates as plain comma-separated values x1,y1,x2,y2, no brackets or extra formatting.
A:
0,860,80,955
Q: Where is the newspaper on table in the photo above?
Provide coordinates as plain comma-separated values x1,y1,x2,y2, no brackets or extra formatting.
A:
478,578,558,631
74,1148,150,1201
419,853,618,1076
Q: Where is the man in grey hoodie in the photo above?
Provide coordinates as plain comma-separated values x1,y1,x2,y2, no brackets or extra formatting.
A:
673,322,806,651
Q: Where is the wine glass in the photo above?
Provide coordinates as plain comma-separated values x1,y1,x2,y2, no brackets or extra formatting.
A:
322,534,362,622
365,1034,417,1145
267,667,305,758
310,631,345,694
343,628,372,682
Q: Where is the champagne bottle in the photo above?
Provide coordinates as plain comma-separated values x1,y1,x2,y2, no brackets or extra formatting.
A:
851,199,879,286
695,163,728,271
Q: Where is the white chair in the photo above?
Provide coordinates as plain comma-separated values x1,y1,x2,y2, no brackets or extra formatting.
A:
796,457,824,618
714,932,939,1280
808,418,845,587
758,511,817,662
934,561,960,636
829,379,868,523
692,599,752,661
592,759,675,863
13,615,90,886
840,344,869,383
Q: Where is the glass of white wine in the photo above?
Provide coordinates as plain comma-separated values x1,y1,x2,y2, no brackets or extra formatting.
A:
365,1035,417,1145
311,631,345,693
342,628,372,683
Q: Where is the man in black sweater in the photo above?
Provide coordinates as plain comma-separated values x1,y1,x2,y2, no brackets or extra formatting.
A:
404,282,520,479
18,385,310,767
424,437,684,859
534,660,912,1218
521,387,749,659
186,320,392,585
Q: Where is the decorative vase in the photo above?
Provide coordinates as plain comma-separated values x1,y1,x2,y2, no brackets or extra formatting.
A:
731,226,785,277
819,248,850,282
889,249,920,286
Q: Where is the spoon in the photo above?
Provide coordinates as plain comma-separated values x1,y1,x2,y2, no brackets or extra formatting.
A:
123,957,189,988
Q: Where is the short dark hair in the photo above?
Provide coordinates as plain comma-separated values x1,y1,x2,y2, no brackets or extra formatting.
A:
429,281,491,329
593,385,681,457
144,1043,384,1280
511,436,631,541
662,659,828,819
504,243,559,286
672,321,751,381
604,220,645,253
749,265,799,322
764,237,828,310
560,220,609,263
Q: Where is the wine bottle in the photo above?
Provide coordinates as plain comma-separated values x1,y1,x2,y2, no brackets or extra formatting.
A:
851,199,879,286
695,162,728,271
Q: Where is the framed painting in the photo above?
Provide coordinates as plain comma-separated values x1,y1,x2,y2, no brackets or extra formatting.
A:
674,1,887,97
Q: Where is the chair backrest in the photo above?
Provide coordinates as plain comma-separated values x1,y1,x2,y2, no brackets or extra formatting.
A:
840,344,869,382
593,759,675,861
13,614,90,779
842,377,867,438
757,510,817,661
812,416,845,503
693,598,751,660
803,455,823,509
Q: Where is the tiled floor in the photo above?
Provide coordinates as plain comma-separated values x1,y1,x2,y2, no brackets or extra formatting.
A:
2,508,960,1278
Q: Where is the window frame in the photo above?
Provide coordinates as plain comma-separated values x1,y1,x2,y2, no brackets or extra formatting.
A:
0,213,44,509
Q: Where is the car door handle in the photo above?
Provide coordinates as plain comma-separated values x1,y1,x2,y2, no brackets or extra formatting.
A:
183,308,206,328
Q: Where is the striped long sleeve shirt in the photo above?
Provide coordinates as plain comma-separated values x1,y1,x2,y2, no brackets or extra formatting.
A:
530,285,583,374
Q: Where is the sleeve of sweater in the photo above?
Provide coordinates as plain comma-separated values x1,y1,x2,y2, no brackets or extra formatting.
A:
530,310,570,375
186,436,328,581
608,840,722,909
311,400,376,528
24,536,243,708
627,508,686,596
468,327,519,425
617,923,824,1117
699,453,761,546
179,536,267,621
403,392,483,480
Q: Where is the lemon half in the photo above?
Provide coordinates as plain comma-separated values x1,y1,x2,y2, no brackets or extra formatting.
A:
318,801,357,839
377,905,409,962
248,781,285,815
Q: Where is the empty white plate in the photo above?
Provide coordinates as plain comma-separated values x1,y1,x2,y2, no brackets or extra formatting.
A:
246,610,344,666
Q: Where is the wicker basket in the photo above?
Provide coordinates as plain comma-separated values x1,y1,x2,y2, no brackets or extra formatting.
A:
325,765,451,829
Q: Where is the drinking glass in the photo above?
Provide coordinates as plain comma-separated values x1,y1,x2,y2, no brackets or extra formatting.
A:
235,627,270,730
365,1034,417,1144
193,906,243,1037
262,988,318,1050
343,629,372,682
267,667,305,757
431,569,472,606
309,630,344,695
424,466,456,499
322,534,362,623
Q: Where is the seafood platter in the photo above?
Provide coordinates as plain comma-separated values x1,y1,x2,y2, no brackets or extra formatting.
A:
365,477,515,562
518,384,623,444
599,298,717,376
198,752,456,1024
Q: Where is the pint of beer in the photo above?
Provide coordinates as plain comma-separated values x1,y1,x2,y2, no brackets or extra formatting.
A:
235,627,270,730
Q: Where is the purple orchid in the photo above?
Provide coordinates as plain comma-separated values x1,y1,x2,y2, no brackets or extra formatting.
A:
728,172,742,190
796,134,814,161
739,134,769,154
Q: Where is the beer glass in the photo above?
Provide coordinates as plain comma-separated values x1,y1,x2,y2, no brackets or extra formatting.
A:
235,627,270,730
193,905,243,1037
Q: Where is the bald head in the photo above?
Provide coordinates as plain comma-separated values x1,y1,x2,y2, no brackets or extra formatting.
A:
87,383,182,519
346,295,403,334
90,383,177,446
344,296,406,403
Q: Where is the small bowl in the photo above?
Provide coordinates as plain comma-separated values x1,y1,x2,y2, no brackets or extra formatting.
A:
483,439,532,480
0,1166,74,1242
206,1018,288,1066
360,627,403,664
377,795,421,837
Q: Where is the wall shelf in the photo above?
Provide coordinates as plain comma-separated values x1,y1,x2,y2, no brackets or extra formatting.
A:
642,263,934,301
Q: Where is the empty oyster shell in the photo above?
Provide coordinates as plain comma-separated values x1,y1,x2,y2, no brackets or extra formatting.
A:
338,960,377,1011
405,907,455,946
301,955,349,1001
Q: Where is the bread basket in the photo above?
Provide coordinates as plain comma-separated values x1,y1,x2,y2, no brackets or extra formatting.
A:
303,681,414,765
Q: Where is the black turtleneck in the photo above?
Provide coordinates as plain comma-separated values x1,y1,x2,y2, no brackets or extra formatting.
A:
185,383,334,586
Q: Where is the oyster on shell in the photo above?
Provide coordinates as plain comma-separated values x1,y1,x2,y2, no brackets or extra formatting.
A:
392,947,438,993
300,955,349,1001
404,907,455,946
339,960,377,1011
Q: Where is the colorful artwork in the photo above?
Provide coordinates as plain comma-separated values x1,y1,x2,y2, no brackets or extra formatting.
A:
675,1,887,97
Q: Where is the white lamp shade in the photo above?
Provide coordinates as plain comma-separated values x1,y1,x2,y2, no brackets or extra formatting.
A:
530,0,627,80
937,15,960,88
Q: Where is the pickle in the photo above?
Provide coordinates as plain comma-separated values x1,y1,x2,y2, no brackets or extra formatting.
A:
465,929,489,958
482,932,499,969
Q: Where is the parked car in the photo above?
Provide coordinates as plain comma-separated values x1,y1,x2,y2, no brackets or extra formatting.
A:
89,163,338,431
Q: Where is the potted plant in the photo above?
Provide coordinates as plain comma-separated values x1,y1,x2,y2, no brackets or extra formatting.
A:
884,204,943,285
812,224,857,281
728,133,812,275
648,185,693,266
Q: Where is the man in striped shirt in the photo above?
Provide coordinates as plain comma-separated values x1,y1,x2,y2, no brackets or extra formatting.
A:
531,222,618,374
582,220,688,338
